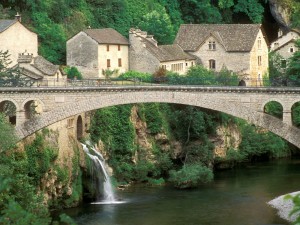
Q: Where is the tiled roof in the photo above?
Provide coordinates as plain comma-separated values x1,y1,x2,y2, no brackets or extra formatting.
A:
84,28,129,45
174,24,261,52
33,56,59,76
0,20,17,33
143,38,195,62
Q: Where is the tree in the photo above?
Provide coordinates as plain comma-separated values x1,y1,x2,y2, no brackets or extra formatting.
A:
179,0,222,24
0,113,17,153
233,0,265,23
0,51,34,87
287,40,300,86
138,6,175,44
65,66,83,80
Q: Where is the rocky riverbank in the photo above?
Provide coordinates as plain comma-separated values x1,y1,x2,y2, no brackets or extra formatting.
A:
268,191,300,222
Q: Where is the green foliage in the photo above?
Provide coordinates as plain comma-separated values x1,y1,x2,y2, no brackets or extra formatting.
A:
0,113,17,152
166,65,239,86
269,51,288,86
285,194,300,224
292,102,300,127
65,66,83,80
264,101,283,119
233,0,265,23
169,164,213,189
25,134,58,185
0,50,34,87
238,121,290,161
287,40,300,86
143,103,163,134
119,70,153,83
179,0,222,24
138,6,175,44
90,105,136,182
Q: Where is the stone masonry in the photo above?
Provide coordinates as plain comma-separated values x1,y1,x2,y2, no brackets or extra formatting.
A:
0,86,300,148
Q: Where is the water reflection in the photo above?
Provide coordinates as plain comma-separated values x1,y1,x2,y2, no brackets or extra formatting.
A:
63,159,300,225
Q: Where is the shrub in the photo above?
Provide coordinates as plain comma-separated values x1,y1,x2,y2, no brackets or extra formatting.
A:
169,164,213,189
64,66,83,80
119,70,153,83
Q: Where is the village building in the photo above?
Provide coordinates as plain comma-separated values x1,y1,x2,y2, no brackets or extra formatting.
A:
0,14,38,66
270,28,299,60
129,28,196,75
67,28,129,79
15,52,65,86
174,24,269,86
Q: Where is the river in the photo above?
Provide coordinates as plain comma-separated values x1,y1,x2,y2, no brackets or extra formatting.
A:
63,158,300,225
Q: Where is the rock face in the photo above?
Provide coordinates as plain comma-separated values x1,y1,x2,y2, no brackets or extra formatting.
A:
268,191,300,222
269,0,292,30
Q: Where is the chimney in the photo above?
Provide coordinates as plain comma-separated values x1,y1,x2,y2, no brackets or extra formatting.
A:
15,12,21,23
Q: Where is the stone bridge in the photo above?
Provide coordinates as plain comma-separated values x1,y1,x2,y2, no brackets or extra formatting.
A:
0,85,300,148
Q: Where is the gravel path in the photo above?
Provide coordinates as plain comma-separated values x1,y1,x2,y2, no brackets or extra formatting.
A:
268,191,300,222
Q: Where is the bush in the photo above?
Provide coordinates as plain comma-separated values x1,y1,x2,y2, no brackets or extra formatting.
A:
64,66,83,80
119,71,153,83
169,164,213,189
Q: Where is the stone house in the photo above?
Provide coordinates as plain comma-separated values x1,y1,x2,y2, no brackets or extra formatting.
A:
270,29,299,60
67,28,129,79
129,28,196,75
174,24,269,86
15,52,66,86
0,14,38,66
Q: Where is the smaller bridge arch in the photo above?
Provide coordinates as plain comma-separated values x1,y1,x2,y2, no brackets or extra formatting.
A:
0,99,18,125
21,98,45,120
76,115,83,140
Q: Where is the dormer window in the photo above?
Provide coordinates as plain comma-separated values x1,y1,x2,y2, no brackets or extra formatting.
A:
209,41,216,50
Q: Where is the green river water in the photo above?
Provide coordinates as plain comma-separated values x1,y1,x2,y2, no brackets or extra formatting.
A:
64,159,300,225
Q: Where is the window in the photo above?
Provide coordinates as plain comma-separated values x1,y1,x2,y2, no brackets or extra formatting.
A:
209,59,216,70
118,45,121,51
258,38,261,49
107,45,110,51
281,59,287,68
162,65,167,70
209,41,216,50
258,56,262,66
107,59,111,68
171,63,183,72
118,58,122,67
186,63,188,66
290,47,294,53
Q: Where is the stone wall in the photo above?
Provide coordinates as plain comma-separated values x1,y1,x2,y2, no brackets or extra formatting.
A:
192,36,250,75
129,30,161,74
249,29,269,86
0,86,298,147
0,21,38,66
67,32,99,79
98,44,129,77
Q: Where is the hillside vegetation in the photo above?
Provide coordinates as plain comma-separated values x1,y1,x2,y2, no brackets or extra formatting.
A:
2,0,298,64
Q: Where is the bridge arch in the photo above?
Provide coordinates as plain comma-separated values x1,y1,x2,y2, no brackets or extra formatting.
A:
0,99,18,125
15,90,300,149
263,101,283,119
292,101,300,128
22,98,44,120
76,115,83,140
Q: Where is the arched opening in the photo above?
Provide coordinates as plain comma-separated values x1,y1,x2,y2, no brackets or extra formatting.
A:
77,115,83,140
238,80,246,86
264,101,283,119
0,100,17,125
292,102,300,128
24,100,42,120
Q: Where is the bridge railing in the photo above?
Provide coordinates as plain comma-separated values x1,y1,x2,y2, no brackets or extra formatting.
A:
1,77,300,88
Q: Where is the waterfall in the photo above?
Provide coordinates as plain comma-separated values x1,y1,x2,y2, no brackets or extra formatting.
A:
82,143,116,203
